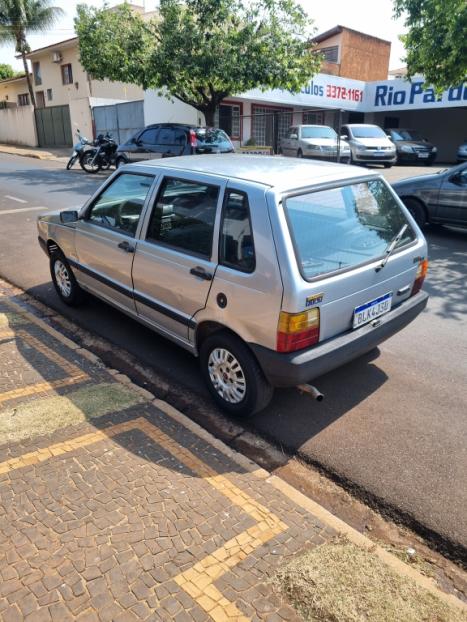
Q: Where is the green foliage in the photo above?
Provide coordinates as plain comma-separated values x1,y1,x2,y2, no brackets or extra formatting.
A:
394,0,467,90
0,62,15,79
76,0,320,123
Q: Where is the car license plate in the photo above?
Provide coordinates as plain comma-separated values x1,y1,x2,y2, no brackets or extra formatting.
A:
353,292,392,329
418,153,429,158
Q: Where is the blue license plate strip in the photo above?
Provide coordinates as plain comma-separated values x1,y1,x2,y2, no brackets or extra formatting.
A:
353,292,392,329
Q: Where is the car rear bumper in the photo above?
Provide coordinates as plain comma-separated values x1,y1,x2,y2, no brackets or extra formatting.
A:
250,291,428,388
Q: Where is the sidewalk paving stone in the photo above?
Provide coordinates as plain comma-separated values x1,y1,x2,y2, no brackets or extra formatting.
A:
0,288,333,620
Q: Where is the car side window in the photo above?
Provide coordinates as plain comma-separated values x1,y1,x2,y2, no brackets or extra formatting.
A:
219,190,255,273
140,129,159,145
172,128,187,146
158,128,175,145
87,173,154,237
146,177,219,257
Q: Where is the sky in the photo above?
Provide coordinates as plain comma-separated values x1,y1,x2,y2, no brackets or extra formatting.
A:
0,0,407,72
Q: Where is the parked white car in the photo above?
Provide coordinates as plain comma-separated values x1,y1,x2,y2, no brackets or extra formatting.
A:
341,123,397,168
280,125,351,163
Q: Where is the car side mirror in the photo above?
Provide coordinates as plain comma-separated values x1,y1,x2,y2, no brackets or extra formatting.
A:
60,210,79,224
290,134,298,140
450,173,467,186
387,135,393,140
340,135,347,141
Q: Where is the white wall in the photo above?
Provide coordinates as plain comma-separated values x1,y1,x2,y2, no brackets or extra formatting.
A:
69,98,93,141
0,105,37,146
144,90,204,126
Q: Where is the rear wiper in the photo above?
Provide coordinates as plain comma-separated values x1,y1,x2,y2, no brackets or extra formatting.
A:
376,224,408,272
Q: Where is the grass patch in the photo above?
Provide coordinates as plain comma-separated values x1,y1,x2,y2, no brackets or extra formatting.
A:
273,537,466,622
0,382,146,444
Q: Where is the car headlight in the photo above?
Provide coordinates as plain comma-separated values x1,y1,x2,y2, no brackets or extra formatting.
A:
355,144,367,152
306,143,320,150
400,145,414,153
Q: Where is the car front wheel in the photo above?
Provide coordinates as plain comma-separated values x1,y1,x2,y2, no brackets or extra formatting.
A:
50,252,85,306
200,332,273,417
403,198,427,229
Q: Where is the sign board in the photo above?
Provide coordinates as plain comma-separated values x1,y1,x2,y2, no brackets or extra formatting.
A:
239,74,467,113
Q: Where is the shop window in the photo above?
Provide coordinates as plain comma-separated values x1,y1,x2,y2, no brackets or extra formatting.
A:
215,104,241,139
18,93,29,106
33,62,42,86
303,111,324,125
61,64,73,85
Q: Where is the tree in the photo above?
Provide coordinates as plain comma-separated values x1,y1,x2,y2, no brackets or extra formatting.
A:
0,62,16,79
0,0,64,108
393,0,467,91
76,0,321,125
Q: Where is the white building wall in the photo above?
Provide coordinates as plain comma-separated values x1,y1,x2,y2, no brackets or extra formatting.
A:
0,105,37,146
144,90,204,126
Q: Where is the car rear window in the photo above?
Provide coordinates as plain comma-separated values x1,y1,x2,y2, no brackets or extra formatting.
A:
284,179,416,280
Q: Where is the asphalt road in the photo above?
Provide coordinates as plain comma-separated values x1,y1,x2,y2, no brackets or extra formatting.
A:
0,153,466,557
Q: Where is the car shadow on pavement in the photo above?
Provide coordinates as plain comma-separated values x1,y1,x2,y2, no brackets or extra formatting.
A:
0,167,110,197
422,225,467,321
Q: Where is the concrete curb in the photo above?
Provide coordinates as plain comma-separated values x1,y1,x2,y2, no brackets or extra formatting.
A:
2,286,466,614
0,145,64,161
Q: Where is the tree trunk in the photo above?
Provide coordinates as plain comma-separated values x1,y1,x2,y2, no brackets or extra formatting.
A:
20,48,36,109
203,106,216,127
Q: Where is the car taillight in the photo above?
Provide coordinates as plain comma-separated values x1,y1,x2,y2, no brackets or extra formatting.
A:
277,308,320,353
411,258,428,296
189,130,198,148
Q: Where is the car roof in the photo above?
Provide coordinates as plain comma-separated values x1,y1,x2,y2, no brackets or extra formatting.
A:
345,123,381,128
132,154,377,190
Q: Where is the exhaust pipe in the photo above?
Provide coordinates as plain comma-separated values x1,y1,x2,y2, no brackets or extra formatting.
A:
298,383,324,401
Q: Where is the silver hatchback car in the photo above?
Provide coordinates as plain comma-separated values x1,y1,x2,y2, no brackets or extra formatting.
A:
38,155,428,416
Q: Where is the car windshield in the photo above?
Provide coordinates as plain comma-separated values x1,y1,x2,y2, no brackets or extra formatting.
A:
351,126,386,138
195,128,232,146
284,179,416,280
301,126,336,139
390,129,423,141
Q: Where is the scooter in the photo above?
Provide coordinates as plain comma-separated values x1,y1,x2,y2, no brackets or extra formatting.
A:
66,130,92,170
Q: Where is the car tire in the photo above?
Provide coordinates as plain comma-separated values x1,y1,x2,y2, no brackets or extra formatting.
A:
200,331,273,417
297,149,303,159
383,163,392,168
50,252,85,306
403,198,427,229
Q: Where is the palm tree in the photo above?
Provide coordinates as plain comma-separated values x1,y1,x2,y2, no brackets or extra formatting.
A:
0,0,63,108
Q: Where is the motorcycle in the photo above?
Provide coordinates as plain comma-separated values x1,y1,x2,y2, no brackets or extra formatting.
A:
66,130,92,170
80,133,118,174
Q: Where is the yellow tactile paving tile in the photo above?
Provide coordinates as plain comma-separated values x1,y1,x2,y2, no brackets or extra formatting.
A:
0,416,288,621
0,374,89,406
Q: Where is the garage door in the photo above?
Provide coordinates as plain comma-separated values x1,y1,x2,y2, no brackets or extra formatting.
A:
35,105,73,147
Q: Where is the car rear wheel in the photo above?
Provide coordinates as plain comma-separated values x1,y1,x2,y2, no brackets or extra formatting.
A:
50,252,85,306
200,332,273,417
403,198,427,229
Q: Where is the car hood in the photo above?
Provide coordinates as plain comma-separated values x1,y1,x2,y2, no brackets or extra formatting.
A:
352,137,394,147
392,171,442,190
394,140,434,149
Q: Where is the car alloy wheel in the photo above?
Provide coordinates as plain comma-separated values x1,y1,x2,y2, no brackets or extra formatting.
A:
54,258,72,298
208,347,246,404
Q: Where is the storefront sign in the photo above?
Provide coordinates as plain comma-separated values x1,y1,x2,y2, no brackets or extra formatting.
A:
241,74,467,113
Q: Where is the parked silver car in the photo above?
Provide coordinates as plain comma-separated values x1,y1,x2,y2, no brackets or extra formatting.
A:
341,123,397,168
280,124,351,162
38,155,428,416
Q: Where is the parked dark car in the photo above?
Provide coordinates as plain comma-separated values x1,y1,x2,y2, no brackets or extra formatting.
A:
116,124,234,166
392,162,467,228
387,128,437,165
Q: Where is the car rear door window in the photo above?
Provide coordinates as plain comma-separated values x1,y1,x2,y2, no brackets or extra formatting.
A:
172,128,187,146
220,191,255,273
87,173,154,237
157,128,175,145
146,177,219,257
140,129,159,145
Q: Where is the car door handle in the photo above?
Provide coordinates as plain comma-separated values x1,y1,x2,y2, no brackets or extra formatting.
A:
118,240,135,253
190,266,213,281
